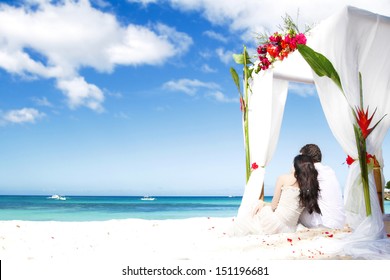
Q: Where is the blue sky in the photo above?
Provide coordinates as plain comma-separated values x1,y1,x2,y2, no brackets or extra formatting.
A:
0,0,389,196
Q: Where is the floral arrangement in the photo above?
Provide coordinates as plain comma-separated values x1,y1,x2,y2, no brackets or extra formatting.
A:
255,15,309,73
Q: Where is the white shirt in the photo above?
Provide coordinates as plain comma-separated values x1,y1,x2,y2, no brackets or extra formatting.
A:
299,162,346,229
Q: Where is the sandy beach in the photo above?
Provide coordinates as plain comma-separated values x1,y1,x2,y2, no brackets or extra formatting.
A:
1,216,389,279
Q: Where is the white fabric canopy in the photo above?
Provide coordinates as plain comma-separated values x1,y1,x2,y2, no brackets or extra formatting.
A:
236,6,390,258
237,71,288,219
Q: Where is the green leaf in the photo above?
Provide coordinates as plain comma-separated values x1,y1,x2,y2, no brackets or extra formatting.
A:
233,53,245,64
230,67,242,95
297,44,343,93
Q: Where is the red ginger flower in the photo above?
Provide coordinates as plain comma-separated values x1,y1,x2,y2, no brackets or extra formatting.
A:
355,106,377,139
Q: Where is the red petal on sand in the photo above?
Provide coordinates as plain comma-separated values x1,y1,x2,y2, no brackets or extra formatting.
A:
298,237,301,241
287,238,293,242
387,234,390,238
327,234,333,238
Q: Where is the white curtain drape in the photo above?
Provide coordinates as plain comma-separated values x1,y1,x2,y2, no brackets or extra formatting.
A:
308,6,390,258
236,71,288,221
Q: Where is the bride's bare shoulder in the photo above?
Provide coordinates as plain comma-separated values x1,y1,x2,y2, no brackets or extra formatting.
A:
277,172,296,185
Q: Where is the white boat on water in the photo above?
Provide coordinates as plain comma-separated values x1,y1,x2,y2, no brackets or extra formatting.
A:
140,196,155,201
48,194,67,201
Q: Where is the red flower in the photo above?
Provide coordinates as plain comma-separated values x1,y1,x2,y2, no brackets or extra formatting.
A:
346,155,355,166
355,106,377,139
366,153,374,164
251,162,259,170
347,153,375,165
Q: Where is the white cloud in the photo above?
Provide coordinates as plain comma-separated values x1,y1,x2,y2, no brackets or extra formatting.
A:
108,23,192,66
201,64,217,73
2,108,45,124
56,76,105,112
216,48,233,65
127,0,158,7
166,0,390,40
203,30,227,43
31,96,53,107
91,0,111,8
163,78,220,96
288,82,316,97
163,79,237,103
206,91,239,103
0,0,192,112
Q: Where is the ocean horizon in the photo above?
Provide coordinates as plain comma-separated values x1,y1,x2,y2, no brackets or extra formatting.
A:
0,195,254,222
0,195,388,222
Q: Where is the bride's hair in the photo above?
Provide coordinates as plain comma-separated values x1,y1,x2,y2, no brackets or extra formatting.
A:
294,154,322,215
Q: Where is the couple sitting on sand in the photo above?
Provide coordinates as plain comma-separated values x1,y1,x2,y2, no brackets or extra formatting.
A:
248,144,346,235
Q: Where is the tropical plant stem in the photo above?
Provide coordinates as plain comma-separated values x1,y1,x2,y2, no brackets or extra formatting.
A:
353,124,372,216
243,47,251,183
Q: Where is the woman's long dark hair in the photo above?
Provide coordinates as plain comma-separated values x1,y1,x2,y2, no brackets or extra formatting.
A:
294,154,321,215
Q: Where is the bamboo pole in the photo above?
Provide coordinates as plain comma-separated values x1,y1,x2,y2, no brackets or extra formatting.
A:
373,156,384,213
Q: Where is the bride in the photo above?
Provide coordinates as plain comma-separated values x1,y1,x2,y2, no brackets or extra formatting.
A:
233,154,321,235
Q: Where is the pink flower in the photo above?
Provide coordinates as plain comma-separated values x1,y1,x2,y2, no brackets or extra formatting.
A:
251,162,259,170
295,33,307,45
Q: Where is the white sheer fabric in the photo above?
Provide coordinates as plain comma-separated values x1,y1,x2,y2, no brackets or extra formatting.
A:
236,71,288,220
307,6,390,258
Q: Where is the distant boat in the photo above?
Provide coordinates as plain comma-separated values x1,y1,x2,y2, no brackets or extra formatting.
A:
140,196,155,201
48,194,67,201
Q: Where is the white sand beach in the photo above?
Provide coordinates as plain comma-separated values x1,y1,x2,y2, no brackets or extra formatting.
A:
1,217,389,279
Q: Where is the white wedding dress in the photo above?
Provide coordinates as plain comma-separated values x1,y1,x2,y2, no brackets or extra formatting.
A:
231,186,304,235
252,186,304,234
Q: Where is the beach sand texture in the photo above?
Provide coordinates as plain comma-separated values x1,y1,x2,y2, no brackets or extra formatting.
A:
1,217,389,279
0,217,358,261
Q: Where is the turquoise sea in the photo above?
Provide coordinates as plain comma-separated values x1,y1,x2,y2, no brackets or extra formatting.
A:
0,195,254,221
0,195,388,222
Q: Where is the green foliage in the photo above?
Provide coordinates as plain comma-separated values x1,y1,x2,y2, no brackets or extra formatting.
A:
297,44,343,93
386,181,390,189
229,67,241,96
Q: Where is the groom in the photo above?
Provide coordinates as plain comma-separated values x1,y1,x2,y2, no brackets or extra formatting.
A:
299,144,346,229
